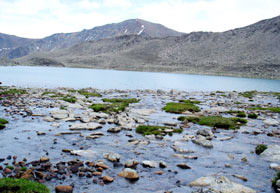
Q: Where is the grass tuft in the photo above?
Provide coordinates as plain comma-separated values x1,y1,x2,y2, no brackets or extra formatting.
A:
255,144,267,155
136,125,182,136
163,101,200,114
0,178,50,193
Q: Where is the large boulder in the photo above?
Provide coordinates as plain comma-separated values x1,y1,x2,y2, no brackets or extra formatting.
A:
260,145,280,162
189,175,256,193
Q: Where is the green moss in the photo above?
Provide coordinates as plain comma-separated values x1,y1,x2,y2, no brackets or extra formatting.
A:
0,118,8,124
89,103,128,113
255,144,268,155
136,125,183,136
61,96,77,103
163,102,200,114
179,116,247,130
42,91,57,96
78,89,102,97
20,167,27,171
0,178,50,193
234,102,242,105
272,172,280,188
178,99,201,104
249,107,280,113
226,110,246,117
239,91,257,99
6,166,14,170
102,98,139,103
248,113,258,119
0,89,27,96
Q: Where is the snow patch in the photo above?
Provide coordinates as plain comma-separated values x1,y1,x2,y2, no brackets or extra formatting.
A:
137,25,145,35
124,29,128,34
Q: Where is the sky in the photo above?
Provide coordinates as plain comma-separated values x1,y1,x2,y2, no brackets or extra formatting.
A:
0,0,280,39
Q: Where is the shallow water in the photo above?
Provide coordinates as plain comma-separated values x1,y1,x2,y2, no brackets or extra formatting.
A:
0,66,280,91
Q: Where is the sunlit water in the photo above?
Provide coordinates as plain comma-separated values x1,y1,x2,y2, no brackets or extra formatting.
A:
0,66,279,91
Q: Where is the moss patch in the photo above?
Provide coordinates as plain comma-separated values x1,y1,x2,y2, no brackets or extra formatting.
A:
90,98,139,113
136,125,183,136
0,118,8,129
0,178,50,193
78,89,102,98
178,100,201,104
239,91,257,99
255,144,267,155
272,172,280,189
179,116,247,130
0,88,27,96
61,96,77,103
163,101,200,114
226,110,246,118
248,107,280,113
248,113,258,119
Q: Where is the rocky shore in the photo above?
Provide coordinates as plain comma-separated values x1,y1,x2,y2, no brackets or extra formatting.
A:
0,86,279,193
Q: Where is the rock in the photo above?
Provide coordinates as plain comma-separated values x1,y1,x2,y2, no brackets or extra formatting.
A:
159,161,167,168
163,122,177,126
40,157,49,162
107,127,122,133
36,132,46,136
177,163,191,169
102,176,114,183
172,145,194,153
21,169,33,179
154,170,164,175
118,168,139,180
270,163,280,171
173,154,198,159
70,150,96,158
55,185,73,193
142,160,157,168
130,109,156,116
196,129,214,139
264,119,279,126
86,132,104,139
95,161,109,169
232,174,248,181
69,123,102,130
192,135,213,148
3,168,12,174
189,175,256,193
103,153,121,162
43,116,55,122
125,159,139,168
92,171,102,176
51,110,69,119
260,145,280,162
89,112,109,119
276,179,280,188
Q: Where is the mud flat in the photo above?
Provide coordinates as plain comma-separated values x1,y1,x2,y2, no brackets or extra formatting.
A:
0,86,279,193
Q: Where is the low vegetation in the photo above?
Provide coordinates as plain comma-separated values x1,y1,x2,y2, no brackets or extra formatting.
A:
272,172,280,190
226,110,246,117
178,116,247,130
61,96,77,103
0,88,27,96
248,113,258,119
78,89,102,97
90,98,139,113
136,125,183,136
163,100,200,114
0,178,50,193
255,144,268,155
248,107,280,113
0,118,9,129
239,91,257,99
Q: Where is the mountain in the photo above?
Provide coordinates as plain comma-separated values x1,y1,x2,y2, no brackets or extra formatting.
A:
15,15,280,79
0,19,182,59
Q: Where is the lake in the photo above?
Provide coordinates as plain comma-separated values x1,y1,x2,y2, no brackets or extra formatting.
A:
0,66,279,91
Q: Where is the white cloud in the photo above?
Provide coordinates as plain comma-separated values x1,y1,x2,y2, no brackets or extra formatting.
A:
0,0,279,38
136,0,280,33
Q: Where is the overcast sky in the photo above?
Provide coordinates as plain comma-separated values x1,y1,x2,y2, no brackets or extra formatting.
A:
0,0,280,39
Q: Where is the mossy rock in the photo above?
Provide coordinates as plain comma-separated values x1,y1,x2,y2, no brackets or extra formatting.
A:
255,144,267,155
248,107,280,113
0,178,50,193
248,113,258,119
163,102,200,114
136,125,183,136
179,116,247,130
78,90,102,97
0,89,27,96
102,98,139,103
178,99,201,104
239,91,257,99
272,172,280,189
61,96,77,103
226,110,246,118
89,103,128,113
0,118,8,124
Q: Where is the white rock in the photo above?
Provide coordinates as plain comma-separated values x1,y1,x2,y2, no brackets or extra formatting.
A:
192,135,214,148
130,109,156,116
50,110,69,119
103,152,121,162
189,175,256,193
142,160,157,168
69,123,102,130
261,145,280,162
264,119,279,126
70,150,96,158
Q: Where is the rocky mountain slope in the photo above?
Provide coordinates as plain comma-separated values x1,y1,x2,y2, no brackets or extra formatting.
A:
16,15,280,79
0,19,182,59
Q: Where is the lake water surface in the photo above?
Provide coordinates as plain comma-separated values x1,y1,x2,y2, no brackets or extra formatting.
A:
0,66,279,91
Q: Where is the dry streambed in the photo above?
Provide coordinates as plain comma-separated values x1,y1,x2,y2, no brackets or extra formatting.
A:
0,87,279,193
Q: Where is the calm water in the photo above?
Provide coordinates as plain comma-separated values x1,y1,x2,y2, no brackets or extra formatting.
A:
0,66,279,91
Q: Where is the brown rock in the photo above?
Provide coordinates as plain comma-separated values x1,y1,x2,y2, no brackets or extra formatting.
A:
92,171,102,176
21,169,33,179
40,157,50,163
3,168,12,174
118,168,139,180
154,170,164,175
102,176,114,183
55,185,73,193
95,162,108,169
177,163,191,169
